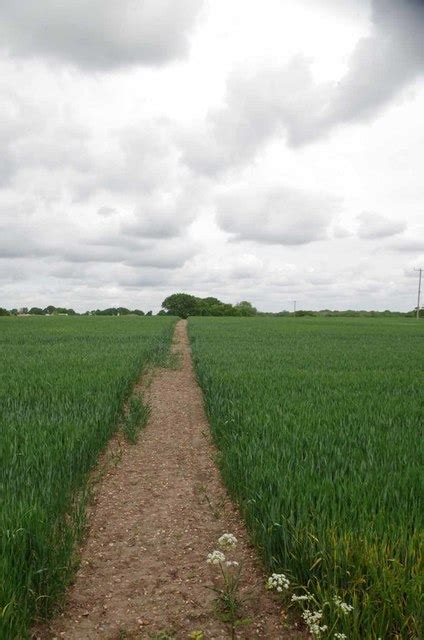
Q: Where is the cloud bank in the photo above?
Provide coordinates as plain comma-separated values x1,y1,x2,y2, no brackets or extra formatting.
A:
0,0,423,312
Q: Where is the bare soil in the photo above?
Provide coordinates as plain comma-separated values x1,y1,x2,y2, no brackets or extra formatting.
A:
37,320,304,640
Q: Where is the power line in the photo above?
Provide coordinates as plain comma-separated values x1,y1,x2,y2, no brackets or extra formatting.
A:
414,268,422,319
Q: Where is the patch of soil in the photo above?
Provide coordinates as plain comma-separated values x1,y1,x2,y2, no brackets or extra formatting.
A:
36,321,305,639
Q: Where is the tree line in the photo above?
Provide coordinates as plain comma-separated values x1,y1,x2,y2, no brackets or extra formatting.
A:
0,295,420,318
0,306,152,316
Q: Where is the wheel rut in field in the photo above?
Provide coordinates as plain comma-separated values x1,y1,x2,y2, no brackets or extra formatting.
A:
42,320,302,639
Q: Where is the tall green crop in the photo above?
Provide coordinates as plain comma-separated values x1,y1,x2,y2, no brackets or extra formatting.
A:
189,317,424,639
0,315,175,638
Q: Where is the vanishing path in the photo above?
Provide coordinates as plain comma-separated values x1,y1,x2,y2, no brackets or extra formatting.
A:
42,321,301,639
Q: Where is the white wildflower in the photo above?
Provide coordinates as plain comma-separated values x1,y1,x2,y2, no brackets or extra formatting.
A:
333,596,354,614
226,560,239,568
266,572,290,591
217,533,238,550
291,593,312,602
334,634,347,639
207,550,225,565
302,610,327,638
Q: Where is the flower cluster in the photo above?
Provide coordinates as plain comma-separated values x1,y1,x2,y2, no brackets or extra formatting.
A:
225,560,239,568
302,609,328,638
218,533,238,550
291,593,312,602
334,633,347,639
207,533,240,569
333,595,354,614
266,572,290,592
207,550,226,565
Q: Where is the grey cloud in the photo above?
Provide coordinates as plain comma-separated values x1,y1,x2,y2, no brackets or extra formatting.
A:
122,207,184,239
181,56,324,174
61,235,195,270
13,123,92,173
0,1,203,69
0,203,196,270
97,123,179,196
288,0,424,144
0,257,32,282
117,269,175,288
124,242,194,269
51,263,90,280
0,92,42,185
388,237,424,252
97,206,116,217
0,220,52,258
215,185,339,245
317,0,424,134
120,189,198,239
61,244,130,264
357,212,406,239
0,85,93,187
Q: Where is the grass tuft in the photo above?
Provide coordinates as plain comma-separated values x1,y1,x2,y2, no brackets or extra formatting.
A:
123,396,150,444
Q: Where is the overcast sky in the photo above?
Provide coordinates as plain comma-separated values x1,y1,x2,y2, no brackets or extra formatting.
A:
1,0,423,312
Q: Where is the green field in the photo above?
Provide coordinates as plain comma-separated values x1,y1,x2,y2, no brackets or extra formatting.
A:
0,316,175,638
189,317,424,639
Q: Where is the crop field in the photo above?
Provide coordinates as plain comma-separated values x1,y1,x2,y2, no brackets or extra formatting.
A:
189,317,424,639
0,315,175,638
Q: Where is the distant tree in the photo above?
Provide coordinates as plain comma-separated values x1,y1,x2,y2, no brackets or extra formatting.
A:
44,305,56,314
0,308,10,316
29,307,45,315
162,293,199,318
146,310,153,316
132,309,145,316
162,292,259,317
157,309,167,315
196,297,223,315
234,300,257,316
295,310,316,317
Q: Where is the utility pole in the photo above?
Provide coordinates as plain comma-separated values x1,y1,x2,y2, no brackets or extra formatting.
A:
414,268,422,319
293,300,296,317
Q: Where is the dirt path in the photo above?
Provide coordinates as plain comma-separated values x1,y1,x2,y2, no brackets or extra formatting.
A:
41,321,302,639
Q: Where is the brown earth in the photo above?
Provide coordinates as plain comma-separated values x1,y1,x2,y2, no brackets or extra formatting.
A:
36,320,304,640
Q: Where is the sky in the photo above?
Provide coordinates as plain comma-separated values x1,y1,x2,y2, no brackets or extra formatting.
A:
1,0,423,312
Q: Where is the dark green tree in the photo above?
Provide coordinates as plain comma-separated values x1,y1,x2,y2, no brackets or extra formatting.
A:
162,293,199,318
234,300,257,316
44,305,56,314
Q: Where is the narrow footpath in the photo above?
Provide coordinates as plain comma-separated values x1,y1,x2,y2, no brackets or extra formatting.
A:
41,321,302,639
